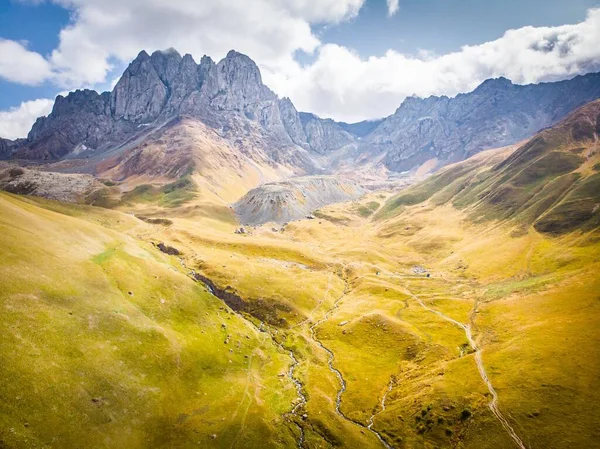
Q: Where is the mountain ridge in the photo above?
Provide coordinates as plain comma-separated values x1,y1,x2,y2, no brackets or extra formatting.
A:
3,48,600,181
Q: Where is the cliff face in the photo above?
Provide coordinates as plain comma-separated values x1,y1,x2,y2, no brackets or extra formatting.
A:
8,47,600,177
13,50,322,173
0,138,24,160
368,73,600,171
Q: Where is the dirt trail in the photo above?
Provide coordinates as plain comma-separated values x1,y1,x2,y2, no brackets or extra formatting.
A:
410,292,527,449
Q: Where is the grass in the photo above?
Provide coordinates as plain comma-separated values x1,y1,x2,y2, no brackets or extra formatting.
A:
0,192,297,448
120,175,196,208
356,201,381,218
2,111,600,448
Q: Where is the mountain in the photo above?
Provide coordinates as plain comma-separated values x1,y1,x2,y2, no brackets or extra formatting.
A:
377,99,600,235
0,137,24,160
13,50,323,176
337,118,384,137
5,49,600,184
297,112,357,154
369,73,600,172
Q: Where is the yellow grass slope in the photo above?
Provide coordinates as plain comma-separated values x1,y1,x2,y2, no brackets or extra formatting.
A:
0,192,300,449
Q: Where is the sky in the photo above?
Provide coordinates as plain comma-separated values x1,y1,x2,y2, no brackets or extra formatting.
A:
1,0,600,139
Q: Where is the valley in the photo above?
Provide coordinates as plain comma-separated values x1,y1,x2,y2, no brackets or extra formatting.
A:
0,47,599,449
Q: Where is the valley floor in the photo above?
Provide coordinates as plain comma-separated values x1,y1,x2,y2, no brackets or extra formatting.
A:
1,190,599,448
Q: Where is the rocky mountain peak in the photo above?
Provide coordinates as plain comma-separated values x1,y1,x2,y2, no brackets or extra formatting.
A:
7,46,600,179
150,48,183,86
133,49,150,61
209,49,274,112
218,50,264,90
474,76,514,92
52,89,108,116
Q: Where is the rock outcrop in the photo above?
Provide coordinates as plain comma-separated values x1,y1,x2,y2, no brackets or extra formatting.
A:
298,113,356,154
0,163,103,202
234,176,364,225
11,50,325,174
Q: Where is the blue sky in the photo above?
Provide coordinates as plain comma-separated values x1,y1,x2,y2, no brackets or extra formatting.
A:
316,0,598,56
1,0,600,138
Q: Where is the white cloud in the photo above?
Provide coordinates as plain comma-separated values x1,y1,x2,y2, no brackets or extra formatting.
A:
0,98,54,139
387,0,399,17
2,2,600,131
0,39,53,85
270,8,600,122
34,0,365,87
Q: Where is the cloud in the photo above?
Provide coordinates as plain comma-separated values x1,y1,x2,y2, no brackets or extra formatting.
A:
19,0,364,88
0,39,53,85
270,8,600,122
2,2,600,130
387,0,399,17
0,98,54,139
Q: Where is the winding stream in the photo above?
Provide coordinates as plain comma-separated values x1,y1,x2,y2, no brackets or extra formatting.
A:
281,345,307,447
182,261,308,448
308,277,393,449
175,254,523,448
410,293,527,449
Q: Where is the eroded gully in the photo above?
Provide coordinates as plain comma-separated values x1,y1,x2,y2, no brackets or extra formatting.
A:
181,255,392,448
180,260,307,448
409,292,527,449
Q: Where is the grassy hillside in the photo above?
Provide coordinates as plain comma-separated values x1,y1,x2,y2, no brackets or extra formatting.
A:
377,100,600,235
1,101,599,449
0,193,298,448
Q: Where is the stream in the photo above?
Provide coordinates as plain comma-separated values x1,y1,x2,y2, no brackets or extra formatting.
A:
182,261,308,448
176,254,522,448
308,276,393,449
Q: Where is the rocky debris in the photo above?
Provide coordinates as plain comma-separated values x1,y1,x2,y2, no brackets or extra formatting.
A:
454,261,468,271
413,265,429,275
234,227,246,234
136,216,173,226
155,242,180,255
0,163,103,202
234,176,364,225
